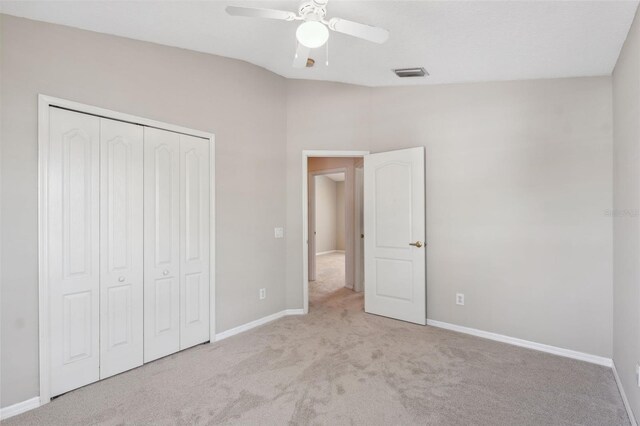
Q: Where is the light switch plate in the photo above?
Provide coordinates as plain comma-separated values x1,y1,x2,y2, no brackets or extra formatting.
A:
274,227,284,239
456,293,465,306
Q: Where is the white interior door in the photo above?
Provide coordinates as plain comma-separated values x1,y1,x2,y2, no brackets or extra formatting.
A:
99,118,144,379
179,134,210,349
48,107,101,396
144,127,180,362
364,147,426,325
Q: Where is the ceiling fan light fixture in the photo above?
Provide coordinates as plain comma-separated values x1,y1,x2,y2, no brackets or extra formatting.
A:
296,21,329,48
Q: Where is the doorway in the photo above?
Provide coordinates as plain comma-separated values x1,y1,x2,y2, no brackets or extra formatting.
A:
302,151,368,313
301,148,427,325
309,170,349,305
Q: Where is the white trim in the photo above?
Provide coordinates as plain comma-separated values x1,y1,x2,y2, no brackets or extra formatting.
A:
215,310,305,341
613,361,638,426
38,95,216,405
0,397,41,420
38,95,51,406
315,250,345,256
426,319,613,367
302,150,369,314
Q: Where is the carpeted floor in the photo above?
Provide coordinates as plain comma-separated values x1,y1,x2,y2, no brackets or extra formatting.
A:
6,252,630,425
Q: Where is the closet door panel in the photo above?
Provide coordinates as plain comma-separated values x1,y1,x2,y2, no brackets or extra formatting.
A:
99,118,144,379
48,107,101,396
144,127,180,362
180,135,210,349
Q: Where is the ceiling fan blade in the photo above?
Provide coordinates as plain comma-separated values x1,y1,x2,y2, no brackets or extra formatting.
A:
293,43,310,68
328,17,389,44
225,6,296,21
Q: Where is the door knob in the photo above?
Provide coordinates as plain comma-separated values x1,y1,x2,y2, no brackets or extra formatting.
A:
409,241,423,248
118,276,125,282
163,270,169,276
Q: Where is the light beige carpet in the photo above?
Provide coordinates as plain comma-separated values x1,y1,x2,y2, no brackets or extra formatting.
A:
6,252,630,425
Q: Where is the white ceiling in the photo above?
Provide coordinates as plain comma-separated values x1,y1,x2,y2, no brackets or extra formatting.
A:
1,0,638,87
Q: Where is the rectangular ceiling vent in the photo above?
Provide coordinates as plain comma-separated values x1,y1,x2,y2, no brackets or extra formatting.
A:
393,67,428,78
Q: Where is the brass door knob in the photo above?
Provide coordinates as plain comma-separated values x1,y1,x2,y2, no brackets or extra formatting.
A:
409,241,423,248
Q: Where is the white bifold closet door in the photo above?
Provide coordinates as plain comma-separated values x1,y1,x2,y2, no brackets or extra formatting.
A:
48,108,144,396
99,118,144,379
48,107,210,395
179,134,210,350
144,128,210,362
48,108,101,397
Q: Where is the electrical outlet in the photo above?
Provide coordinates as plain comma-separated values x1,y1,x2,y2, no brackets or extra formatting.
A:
259,288,266,300
274,227,284,239
636,363,640,388
456,293,465,306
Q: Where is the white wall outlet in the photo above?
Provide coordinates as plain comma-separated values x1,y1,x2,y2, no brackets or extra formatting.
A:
274,227,284,239
456,293,465,306
259,288,266,300
636,363,640,387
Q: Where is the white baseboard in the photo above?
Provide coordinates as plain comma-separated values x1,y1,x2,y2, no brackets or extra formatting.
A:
316,250,344,256
0,396,40,420
612,362,638,426
426,319,612,367
215,309,306,341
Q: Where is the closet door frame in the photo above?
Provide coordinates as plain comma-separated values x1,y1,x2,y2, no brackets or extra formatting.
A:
38,95,216,405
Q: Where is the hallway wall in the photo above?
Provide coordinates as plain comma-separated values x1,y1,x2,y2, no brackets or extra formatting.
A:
336,181,346,250
612,4,640,420
315,175,339,254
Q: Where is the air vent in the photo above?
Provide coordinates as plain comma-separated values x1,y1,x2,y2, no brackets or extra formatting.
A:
393,67,428,78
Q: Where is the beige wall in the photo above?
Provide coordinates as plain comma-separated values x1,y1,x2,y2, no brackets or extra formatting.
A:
314,175,338,254
613,6,640,420
0,15,287,407
286,77,614,358
336,181,345,250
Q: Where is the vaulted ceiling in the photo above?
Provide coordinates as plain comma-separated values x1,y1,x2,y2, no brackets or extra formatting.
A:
1,1,638,87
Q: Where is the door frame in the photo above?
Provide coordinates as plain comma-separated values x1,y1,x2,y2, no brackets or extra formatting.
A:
308,167,347,282
354,165,364,292
301,150,369,313
38,95,216,405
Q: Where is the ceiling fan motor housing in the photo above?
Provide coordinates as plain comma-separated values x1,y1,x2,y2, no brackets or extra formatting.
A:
299,0,328,21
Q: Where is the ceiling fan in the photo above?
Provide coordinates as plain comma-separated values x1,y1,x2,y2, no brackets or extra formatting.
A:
226,0,389,68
